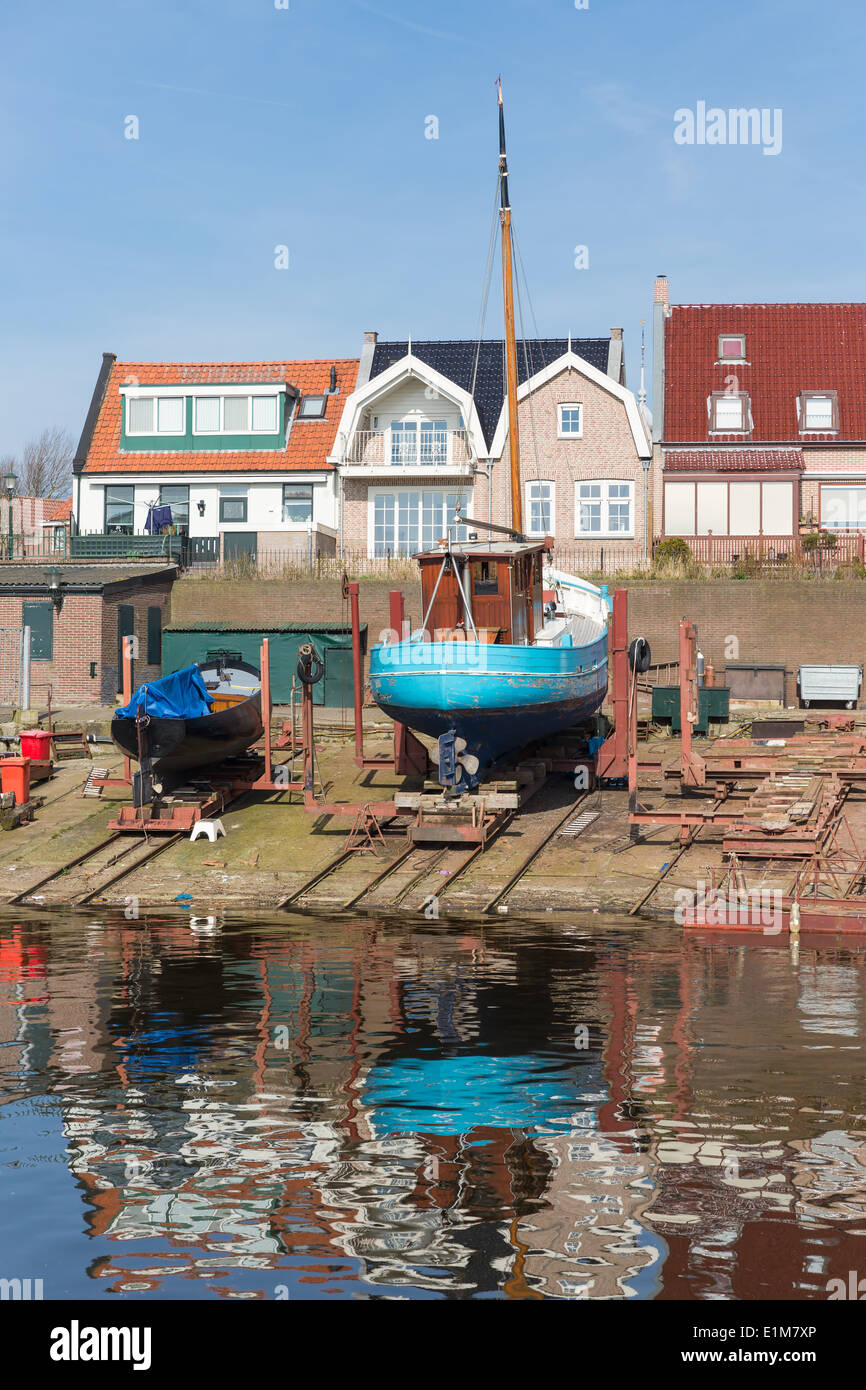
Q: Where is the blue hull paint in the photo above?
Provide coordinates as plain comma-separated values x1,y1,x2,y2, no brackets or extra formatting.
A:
370,637,608,776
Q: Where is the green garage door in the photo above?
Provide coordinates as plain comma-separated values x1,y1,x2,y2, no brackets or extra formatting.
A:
223,533,257,564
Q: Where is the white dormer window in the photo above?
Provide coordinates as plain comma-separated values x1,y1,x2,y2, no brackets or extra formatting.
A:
709,392,750,433
799,392,838,432
126,396,185,435
193,394,279,434
558,403,583,438
718,334,746,361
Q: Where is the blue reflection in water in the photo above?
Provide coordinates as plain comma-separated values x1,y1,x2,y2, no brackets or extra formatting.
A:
363,1054,602,1137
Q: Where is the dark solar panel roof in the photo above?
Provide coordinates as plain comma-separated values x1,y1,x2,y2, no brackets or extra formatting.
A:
370,338,611,448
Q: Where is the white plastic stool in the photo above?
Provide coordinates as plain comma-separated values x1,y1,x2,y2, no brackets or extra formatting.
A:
190,818,226,843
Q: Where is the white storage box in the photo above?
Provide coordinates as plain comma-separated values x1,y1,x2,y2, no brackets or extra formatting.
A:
797,664,862,708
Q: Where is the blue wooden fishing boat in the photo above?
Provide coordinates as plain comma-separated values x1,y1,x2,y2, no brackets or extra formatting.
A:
368,86,609,789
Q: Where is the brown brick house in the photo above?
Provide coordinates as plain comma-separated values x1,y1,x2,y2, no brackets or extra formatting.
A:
653,278,866,557
0,564,176,706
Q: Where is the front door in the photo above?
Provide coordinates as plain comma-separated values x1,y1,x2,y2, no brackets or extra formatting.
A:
223,532,257,565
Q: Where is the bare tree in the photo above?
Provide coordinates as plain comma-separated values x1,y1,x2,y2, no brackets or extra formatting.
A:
9,427,74,499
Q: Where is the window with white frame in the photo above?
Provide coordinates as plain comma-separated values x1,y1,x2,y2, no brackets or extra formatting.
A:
821,486,866,530
191,394,280,434
709,392,750,433
526,480,554,534
125,396,185,435
799,392,838,432
389,420,448,466
283,484,313,524
575,481,634,538
558,403,583,438
372,489,468,556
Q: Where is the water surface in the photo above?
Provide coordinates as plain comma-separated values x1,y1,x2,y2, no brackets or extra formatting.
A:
1,908,865,1300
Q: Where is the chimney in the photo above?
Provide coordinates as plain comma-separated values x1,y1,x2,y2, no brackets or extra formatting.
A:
606,329,625,384
654,275,669,308
357,330,379,388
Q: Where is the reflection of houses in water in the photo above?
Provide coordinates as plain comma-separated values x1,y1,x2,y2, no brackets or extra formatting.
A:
628,940,866,1301
5,912,866,1299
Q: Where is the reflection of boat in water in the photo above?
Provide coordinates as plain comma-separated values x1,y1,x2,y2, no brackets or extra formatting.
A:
111,655,264,776
368,87,608,789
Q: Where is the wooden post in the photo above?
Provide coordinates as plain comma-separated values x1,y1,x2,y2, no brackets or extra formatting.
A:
498,84,523,537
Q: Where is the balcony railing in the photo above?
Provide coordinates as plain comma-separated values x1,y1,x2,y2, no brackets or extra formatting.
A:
343,428,474,467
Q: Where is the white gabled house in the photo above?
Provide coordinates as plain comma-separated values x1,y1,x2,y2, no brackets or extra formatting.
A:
331,331,652,562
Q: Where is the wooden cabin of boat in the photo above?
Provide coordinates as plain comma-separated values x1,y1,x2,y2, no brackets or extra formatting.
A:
417,538,552,647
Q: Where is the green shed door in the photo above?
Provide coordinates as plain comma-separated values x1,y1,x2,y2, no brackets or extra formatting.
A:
22,601,54,660
117,604,135,692
147,606,162,666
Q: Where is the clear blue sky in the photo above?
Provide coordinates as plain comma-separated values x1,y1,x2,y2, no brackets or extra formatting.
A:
1,0,863,456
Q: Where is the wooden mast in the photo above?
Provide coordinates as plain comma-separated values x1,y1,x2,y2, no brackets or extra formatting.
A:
498,80,523,536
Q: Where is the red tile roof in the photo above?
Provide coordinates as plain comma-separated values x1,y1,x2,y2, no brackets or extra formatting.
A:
664,304,866,442
42,497,73,520
664,448,804,473
82,358,358,473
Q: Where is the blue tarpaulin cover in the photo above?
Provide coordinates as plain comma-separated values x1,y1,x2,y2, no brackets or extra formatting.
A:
116,665,213,720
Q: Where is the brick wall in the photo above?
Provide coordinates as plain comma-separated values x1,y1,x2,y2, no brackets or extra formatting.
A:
172,575,866,706
172,576,424,649
489,366,650,561
0,593,103,705
627,581,866,704
101,577,174,702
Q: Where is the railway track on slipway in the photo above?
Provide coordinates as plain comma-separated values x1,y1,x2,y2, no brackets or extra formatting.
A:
7,831,185,908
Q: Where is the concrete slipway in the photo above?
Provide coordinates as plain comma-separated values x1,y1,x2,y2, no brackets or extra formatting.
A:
2,708,861,927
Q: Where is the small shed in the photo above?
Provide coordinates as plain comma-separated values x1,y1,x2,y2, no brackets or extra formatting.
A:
161,622,365,705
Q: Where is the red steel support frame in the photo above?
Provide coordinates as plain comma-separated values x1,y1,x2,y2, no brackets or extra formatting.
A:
93,635,135,789
349,582,427,777
595,588,629,782
679,618,705,788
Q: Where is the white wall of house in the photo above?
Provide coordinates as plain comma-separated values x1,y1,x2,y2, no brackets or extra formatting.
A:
78,474,338,534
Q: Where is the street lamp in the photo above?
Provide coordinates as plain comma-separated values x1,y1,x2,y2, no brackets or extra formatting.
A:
4,470,16,560
46,565,64,610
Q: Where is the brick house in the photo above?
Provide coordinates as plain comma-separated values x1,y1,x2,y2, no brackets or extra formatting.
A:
0,495,71,557
0,563,176,706
653,278,866,556
332,331,651,561
74,353,358,564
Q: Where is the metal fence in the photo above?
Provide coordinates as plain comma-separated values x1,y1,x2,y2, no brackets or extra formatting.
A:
0,626,30,709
